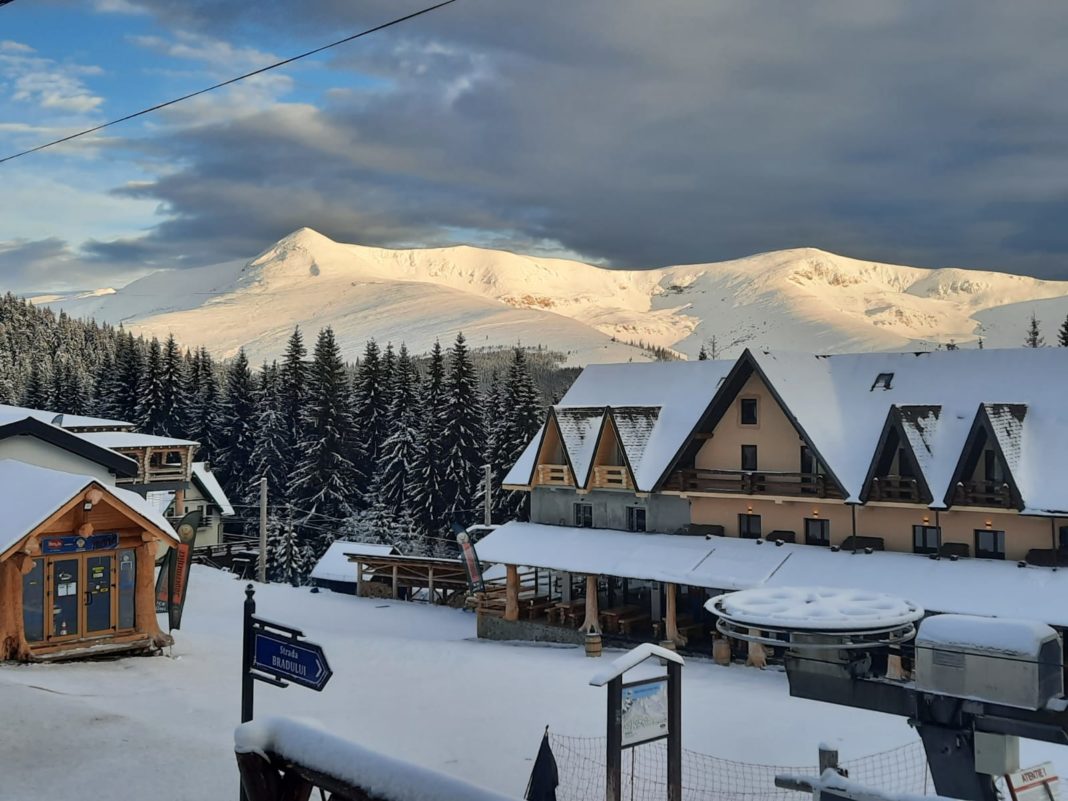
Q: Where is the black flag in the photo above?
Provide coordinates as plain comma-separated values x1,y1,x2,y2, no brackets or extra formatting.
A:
525,727,559,801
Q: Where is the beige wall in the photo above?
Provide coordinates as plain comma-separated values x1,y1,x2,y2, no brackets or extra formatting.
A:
689,495,1052,560
695,373,805,472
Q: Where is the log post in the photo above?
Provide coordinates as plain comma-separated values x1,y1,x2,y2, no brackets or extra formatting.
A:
579,574,601,634
391,564,399,600
356,562,364,597
504,564,520,621
428,565,435,605
664,582,685,647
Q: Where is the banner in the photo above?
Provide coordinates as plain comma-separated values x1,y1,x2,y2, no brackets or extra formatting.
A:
456,530,486,593
154,509,201,630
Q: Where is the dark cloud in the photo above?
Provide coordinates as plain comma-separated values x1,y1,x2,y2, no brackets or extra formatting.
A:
70,1,1068,277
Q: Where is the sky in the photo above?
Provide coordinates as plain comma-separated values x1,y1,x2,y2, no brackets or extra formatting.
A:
1,1,1067,291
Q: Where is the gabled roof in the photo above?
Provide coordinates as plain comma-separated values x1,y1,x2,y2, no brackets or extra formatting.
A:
0,403,134,432
609,406,660,478
0,459,177,557
942,403,1026,510
553,406,605,487
191,462,235,516
984,403,1026,478
859,405,938,503
0,416,138,478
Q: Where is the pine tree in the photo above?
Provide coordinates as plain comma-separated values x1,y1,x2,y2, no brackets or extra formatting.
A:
289,327,360,560
106,331,143,422
214,350,257,496
136,338,168,434
410,340,447,534
372,344,423,521
352,339,388,499
266,511,309,585
23,359,52,409
438,332,486,528
1025,312,1045,348
246,362,289,509
90,350,114,416
187,348,222,464
1058,314,1068,347
279,327,308,481
698,345,708,360
158,335,187,437
494,348,543,520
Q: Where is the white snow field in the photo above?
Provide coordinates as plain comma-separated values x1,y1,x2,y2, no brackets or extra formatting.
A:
1,566,1065,799
40,227,1068,365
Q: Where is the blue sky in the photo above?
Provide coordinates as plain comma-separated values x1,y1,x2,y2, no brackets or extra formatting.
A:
2,1,1068,290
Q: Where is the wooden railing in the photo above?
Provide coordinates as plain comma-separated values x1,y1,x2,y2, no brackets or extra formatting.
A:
868,475,922,502
591,465,632,490
535,463,573,486
953,480,1013,508
664,468,842,499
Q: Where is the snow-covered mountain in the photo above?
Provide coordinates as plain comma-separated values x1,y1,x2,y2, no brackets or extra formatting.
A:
41,228,1068,364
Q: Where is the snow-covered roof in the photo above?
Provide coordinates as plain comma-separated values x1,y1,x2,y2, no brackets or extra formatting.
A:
503,360,734,490
0,404,134,431
589,642,683,686
476,521,1068,627
0,459,177,556
748,348,1068,511
709,587,924,631
191,462,234,516
77,430,199,449
311,540,398,583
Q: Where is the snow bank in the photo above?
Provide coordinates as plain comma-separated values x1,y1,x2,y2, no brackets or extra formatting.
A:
916,614,1058,657
708,587,924,631
235,717,519,801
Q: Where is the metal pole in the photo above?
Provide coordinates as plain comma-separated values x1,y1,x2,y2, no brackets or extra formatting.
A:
484,464,493,527
258,477,268,583
667,661,682,801
607,676,622,801
240,584,256,801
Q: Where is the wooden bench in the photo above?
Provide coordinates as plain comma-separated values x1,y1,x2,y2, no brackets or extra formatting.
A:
525,598,556,620
616,612,651,636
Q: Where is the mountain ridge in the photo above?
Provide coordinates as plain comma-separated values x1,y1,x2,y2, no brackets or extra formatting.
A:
38,228,1068,364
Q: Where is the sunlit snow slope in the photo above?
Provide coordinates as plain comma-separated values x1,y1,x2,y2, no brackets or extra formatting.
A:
45,228,1068,364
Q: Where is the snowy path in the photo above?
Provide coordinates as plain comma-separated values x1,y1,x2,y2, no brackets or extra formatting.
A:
1,567,1064,799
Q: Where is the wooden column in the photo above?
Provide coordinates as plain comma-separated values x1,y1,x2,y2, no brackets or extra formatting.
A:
665,582,685,647
428,566,435,605
392,564,399,600
504,564,520,621
580,574,601,633
356,562,364,597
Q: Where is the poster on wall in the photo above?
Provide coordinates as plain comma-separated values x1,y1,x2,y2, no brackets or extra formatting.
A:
621,678,670,748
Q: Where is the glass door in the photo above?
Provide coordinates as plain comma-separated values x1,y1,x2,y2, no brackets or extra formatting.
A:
50,558,81,640
85,554,114,635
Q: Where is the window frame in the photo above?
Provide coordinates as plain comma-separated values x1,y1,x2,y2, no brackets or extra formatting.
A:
574,503,593,528
974,529,1006,560
626,506,647,532
912,524,941,555
804,518,830,547
738,513,762,539
740,444,758,472
739,397,759,427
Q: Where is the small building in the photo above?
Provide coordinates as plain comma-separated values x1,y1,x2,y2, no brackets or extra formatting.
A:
311,541,398,595
0,459,179,661
173,462,235,546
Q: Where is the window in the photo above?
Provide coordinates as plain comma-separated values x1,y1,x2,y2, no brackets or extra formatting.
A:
871,372,894,391
975,529,1005,560
804,518,830,547
983,450,1004,483
741,445,758,471
800,446,815,474
574,503,593,528
912,525,941,555
739,513,762,539
740,397,759,426
897,448,915,478
626,506,647,532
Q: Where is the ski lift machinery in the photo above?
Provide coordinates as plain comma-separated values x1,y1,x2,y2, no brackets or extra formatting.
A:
708,587,1067,801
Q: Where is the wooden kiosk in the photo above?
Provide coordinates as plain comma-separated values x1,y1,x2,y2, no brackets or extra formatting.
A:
0,460,180,662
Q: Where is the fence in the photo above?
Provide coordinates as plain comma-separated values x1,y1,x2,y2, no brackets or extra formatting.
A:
548,733,932,801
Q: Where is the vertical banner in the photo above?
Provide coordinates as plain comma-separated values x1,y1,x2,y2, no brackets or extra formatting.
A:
456,530,486,593
154,510,202,629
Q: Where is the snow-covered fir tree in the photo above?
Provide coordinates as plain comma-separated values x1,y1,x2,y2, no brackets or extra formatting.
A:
438,332,485,529
409,340,447,534
214,349,257,496
289,327,361,560
279,326,308,480
135,338,169,434
266,511,309,586
23,359,52,409
371,343,423,523
1059,314,1068,347
1025,313,1045,348
245,362,289,516
496,348,542,519
157,335,187,437
105,331,143,422
186,347,222,464
351,338,388,502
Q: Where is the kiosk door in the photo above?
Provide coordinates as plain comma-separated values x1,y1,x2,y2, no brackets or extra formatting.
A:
50,558,80,640
85,554,113,635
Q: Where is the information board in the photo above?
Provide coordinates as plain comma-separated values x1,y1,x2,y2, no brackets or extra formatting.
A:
621,677,669,748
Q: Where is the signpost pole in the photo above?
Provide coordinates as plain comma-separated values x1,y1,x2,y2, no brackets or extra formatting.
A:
606,676,622,801
667,661,682,801
241,584,255,724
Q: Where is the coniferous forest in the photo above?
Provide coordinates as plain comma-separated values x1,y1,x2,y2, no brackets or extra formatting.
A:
0,293,555,582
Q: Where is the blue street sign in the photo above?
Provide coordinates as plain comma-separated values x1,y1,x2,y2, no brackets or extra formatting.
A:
251,627,332,691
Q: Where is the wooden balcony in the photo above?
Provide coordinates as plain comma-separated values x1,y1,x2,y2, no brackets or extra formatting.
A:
591,465,632,490
953,480,1013,508
535,464,573,487
663,468,842,499
869,475,922,502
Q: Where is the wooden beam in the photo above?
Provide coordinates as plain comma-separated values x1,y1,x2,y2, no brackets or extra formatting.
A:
428,566,435,605
391,565,399,600
504,565,519,621
580,574,601,634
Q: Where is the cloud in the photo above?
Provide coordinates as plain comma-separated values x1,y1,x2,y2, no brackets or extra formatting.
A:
16,1,1068,281
0,41,104,115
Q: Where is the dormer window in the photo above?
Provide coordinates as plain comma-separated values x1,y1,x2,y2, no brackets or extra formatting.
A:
871,373,894,391
740,397,758,426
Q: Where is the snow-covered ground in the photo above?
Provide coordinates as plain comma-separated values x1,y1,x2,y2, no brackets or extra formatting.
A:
39,227,1068,364
1,566,1065,799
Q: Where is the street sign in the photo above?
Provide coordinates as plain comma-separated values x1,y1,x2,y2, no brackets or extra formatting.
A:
251,628,332,691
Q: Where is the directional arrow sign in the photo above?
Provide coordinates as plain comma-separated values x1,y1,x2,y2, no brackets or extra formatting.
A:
251,628,332,691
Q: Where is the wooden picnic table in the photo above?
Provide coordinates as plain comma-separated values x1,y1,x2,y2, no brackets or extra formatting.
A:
599,604,641,634
524,597,555,620
617,611,651,636
548,599,584,626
